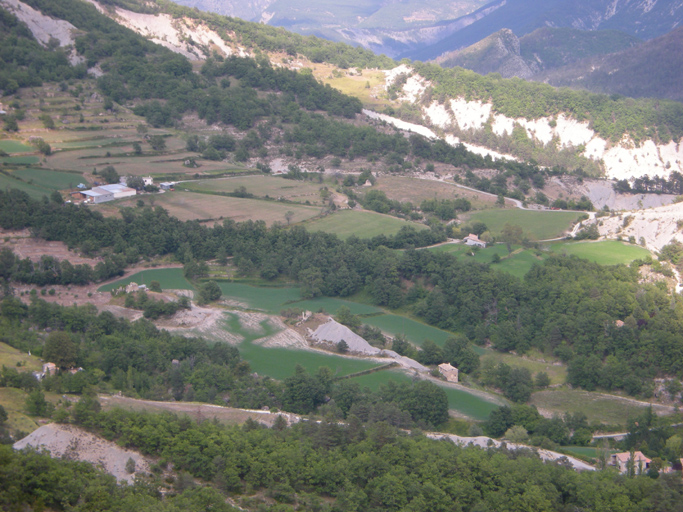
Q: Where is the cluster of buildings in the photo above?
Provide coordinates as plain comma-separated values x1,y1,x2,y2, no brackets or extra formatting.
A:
33,362,83,380
72,177,176,204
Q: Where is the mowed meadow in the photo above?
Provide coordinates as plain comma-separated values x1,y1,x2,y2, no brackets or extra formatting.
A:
430,240,651,278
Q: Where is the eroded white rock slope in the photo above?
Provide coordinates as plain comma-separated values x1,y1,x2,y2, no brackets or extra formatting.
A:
0,0,84,65
386,67,683,181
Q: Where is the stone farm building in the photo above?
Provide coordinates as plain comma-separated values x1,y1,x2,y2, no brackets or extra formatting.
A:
438,363,459,382
463,233,486,248
81,184,136,204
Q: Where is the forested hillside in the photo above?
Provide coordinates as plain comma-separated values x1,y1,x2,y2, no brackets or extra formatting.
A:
7,408,683,511
435,27,641,81
538,26,683,102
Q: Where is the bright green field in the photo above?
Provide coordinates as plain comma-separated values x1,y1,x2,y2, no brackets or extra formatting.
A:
13,168,84,190
0,174,52,198
429,240,648,278
560,446,617,460
347,370,500,421
223,313,381,380
550,240,650,265
428,244,545,278
219,282,381,315
241,344,380,380
467,209,581,240
0,140,33,153
305,210,427,239
98,268,193,292
361,314,463,349
0,156,40,165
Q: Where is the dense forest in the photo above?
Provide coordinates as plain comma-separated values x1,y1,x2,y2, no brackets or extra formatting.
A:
6,405,683,512
0,190,679,397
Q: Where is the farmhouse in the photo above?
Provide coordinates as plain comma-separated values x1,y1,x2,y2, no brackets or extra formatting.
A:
438,363,459,382
121,176,153,187
463,233,486,248
611,451,651,474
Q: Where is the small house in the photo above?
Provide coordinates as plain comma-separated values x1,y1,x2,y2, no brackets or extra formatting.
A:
42,362,57,376
438,363,459,383
142,176,154,186
611,451,651,474
160,182,175,190
463,233,486,248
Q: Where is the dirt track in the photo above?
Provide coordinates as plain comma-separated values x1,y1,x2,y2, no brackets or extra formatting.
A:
100,394,300,427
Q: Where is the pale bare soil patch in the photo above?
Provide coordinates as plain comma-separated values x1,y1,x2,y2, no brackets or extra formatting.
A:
591,202,683,252
100,395,300,427
14,423,152,484
0,229,101,265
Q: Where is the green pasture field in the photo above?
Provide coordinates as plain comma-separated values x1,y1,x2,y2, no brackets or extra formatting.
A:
429,240,646,279
0,156,40,165
494,250,546,278
560,446,617,460
0,388,39,433
240,344,381,380
549,240,650,265
0,174,52,199
361,314,464,349
305,209,427,239
98,268,193,292
0,342,42,373
218,282,381,315
107,192,322,225
466,209,582,240
184,175,327,205
0,140,33,153
13,168,84,190
347,370,501,421
372,176,496,209
530,389,673,426
480,349,567,385
222,313,381,380
53,136,137,148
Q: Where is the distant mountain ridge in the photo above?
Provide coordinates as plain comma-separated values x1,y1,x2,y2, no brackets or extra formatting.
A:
170,0,492,57
433,26,641,78
538,26,683,102
434,25,683,103
406,0,683,61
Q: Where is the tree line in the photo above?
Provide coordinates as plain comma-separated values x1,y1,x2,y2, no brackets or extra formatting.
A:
7,403,683,511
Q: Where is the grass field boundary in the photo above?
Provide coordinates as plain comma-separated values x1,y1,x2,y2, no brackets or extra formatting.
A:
180,187,310,207
334,362,399,381
153,170,259,181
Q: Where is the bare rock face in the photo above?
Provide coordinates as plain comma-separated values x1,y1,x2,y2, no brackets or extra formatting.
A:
14,423,151,483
